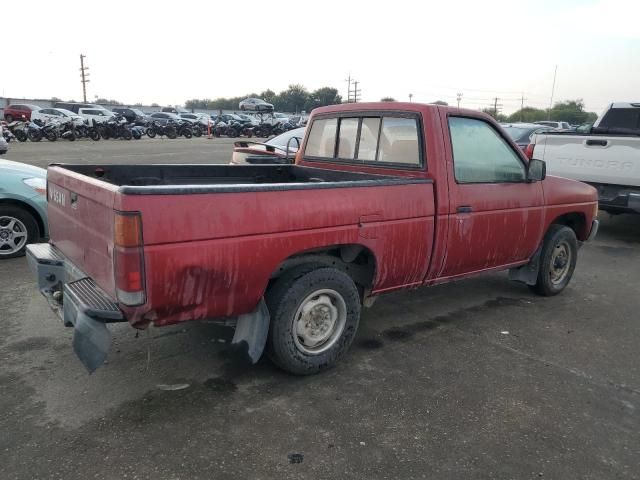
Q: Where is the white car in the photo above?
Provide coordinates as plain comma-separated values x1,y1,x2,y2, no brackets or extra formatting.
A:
534,120,572,130
32,108,85,127
179,113,211,127
239,98,274,112
78,108,114,124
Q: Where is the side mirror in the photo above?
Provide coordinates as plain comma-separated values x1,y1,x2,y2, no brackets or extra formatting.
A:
527,158,546,182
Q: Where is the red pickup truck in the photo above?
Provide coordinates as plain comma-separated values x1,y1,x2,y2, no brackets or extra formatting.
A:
27,103,599,374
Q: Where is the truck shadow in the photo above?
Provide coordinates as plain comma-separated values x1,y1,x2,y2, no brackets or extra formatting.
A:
596,213,640,244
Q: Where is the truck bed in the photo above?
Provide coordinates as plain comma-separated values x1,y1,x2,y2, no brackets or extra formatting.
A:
56,164,420,193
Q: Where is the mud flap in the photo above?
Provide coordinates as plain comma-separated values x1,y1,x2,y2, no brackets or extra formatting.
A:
508,246,542,286
230,299,270,364
72,314,112,373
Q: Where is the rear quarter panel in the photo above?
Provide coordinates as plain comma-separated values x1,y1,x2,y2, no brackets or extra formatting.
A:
119,183,436,326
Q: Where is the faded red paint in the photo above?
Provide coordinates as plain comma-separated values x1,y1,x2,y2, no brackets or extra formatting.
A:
46,103,598,329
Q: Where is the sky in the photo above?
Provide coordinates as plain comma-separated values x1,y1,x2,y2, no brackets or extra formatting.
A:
1,0,638,115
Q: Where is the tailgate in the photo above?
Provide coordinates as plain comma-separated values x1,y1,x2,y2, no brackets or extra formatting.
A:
47,165,119,297
535,134,640,187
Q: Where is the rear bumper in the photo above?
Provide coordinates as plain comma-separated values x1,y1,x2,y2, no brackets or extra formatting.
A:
26,243,125,373
592,184,640,214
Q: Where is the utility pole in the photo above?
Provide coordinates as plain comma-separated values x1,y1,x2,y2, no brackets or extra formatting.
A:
345,74,352,103
352,81,361,103
490,97,503,117
520,93,527,122
409,93,413,102
456,92,463,108
79,54,90,103
548,64,558,120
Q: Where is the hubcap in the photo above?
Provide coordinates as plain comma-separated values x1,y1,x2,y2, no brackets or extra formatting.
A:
549,240,571,285
292,289,347,355
0,216,28,255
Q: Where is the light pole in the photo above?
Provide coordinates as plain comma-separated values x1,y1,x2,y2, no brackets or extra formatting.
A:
409,93,413,102
456,92,463,108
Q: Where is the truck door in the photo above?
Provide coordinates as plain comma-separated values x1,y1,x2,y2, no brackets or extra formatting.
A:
440,115,544,277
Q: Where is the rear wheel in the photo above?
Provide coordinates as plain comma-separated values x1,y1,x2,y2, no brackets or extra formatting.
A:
0,206,39,259
530,225,578,296
266,267,361,375
15,130,27,142
121,129,132,140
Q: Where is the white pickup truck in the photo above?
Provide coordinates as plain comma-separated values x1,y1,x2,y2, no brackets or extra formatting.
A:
532,102,640,214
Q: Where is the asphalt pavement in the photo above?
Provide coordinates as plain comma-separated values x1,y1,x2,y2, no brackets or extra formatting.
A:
1,139,639,479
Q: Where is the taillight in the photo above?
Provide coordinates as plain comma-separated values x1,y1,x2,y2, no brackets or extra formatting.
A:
113,211,146,306
525,143,535,160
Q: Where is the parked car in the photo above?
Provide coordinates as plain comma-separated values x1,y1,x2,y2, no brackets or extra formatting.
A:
179,113,211,127
78,108,115,124
53,102,100,114
236,113,259,126
26,102,598,375
231,127,305,164
534,120,572,130
0,125,8,155
1,159,48,259
112,107,147,125
239,98,274,112
161,107,189,114
531,101,640,214
3,104,41,122
32,108,85,127
149,112,181,125
501,123,552,152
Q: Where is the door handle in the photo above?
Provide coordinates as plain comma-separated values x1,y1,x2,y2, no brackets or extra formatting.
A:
457,206,473,213
585,139,608,147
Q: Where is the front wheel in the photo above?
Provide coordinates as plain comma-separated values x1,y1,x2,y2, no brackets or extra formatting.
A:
266,267,361,375
15,130,27,142
146,126,156,138
530,225,578,296
0,206,39,259
121,129,132,140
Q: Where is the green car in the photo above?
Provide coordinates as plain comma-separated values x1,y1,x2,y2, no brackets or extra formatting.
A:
0,159,48,259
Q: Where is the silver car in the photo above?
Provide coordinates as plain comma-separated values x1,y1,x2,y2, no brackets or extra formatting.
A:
239,98,274,112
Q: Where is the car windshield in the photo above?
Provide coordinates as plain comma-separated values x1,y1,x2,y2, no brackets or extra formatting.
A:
131,109,145,116
265,128,305,150
55,109,76,116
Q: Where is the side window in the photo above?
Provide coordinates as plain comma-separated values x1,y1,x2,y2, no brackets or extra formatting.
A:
357,118,381,161
305,118,338,158
377,117,420,165
449,117,525,183
337,118,359,159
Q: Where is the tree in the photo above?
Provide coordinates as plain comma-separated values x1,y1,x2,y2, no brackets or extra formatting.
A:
482,108,507,122
430,100,448,106
507,107,547,123
274,84,309,113
381,97,396,102
96,98,122,105
304,87,342,112
260,89,277,104
549,99,597,124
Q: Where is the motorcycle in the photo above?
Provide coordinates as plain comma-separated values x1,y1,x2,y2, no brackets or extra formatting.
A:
175,120,193,139
32,119,60,142
100,114,132,140
147,120,177,139
131,125,146,139
1,122,16,142
57,119,78,141
253,122,274,138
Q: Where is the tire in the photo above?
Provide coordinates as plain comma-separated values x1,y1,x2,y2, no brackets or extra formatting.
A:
15,130,27,142
0,206,39,259
45,130,58,141
529,225,578,296
122,129,132,140
182,128,192,139
90,130,101,141
146,127,156,138
266,267,361,375
5,114,13,123
29,130,43,142
192,125,202,137
166,126,177,139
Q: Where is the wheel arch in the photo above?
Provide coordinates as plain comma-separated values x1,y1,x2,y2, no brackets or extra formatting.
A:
268,243,377,296
549,212,588,240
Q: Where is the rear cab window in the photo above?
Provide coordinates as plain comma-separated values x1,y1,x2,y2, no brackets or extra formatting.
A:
304,113,422,167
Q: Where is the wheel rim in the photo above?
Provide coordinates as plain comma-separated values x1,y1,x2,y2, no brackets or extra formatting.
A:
0,216,28,255
549,240,572,285
292,288,347,355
